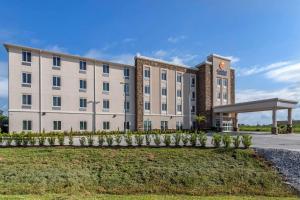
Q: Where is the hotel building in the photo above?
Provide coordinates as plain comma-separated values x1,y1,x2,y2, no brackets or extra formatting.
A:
4,43,237,133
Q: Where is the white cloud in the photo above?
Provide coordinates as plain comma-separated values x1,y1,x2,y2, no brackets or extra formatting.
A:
85,49,134,65
238,61,292,76
224,56,240,64
167,35,187,43
0,78,8,98
170,56,184,65
266,62,300,83
154,50,167,57
45,45,68,53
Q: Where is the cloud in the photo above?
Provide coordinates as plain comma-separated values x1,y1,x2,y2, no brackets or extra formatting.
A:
224,56,240,64
84,49,135,65
238,61,292,76
45,45,68,53
0,78,8,98
167,35,187,43
266,62,300,83
153,50,167,57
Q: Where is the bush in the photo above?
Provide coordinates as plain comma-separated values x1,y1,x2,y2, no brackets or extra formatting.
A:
211,133,222,148
145,134,151,146
190,133,197,146
38,136,46,146
98,135,105,146
182,135,189,146
242,134,252,149
125,134,133,146
6,135,13,146
154,134,161,146
14,134,22,146
106,135,114,146
163,135,172,146
222,134,232,148
58,134,65,146
88,136,94,146
29,136,36,146
135,135,144,146
47,136,56,146
233,135,241,148
68,134,73,146
22,135,29,146
0,134,3,145
198,132,207,147
115,134,122,146
79,137,86,146
174,133,181,146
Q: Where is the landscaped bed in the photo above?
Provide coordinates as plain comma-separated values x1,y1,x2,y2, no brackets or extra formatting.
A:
0,148,296,198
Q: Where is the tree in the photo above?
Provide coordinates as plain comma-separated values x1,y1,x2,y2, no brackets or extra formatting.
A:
195,115,206,130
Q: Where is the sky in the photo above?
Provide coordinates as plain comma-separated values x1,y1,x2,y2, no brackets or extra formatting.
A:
0,0,299,125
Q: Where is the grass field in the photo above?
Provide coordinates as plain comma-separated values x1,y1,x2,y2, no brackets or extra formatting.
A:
0,148,297,199
239,125,300,133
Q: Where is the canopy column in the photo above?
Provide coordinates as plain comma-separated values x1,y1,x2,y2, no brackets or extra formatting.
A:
287,108,293,133
233,113,239,131
271,108,278,134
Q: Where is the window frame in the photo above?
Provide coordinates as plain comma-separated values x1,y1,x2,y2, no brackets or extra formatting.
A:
144,67,150,79
53,56,61,67
79,60,87,71
22,72,32,85
144,85,150,95
52,76,61,87
22,120,32,131
79,79,87,90
103,82,110,92
22,50,31,63
22,94,32,106
53,121,62,131
80,98,87,108
144,101,150,111
103,64,110,75
80,121,87,130
124,68,130,78
103,121,110,130
103,99,110,111
53,96,62,107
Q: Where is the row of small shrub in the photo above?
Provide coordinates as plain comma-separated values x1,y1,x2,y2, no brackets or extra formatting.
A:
0,132,252,148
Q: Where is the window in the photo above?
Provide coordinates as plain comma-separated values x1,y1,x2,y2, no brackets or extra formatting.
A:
144,67,150,78
192,91,196,100
144,120,152,131
191,106,195,113
124,83,129,95
217,78,222,86
53,96,61,107
176,121,183,130
103,82,109,92
124,68,129,78
53,121,61,130
223,92,228,100
22,94,32,105
22,51,31,62
53,76,61,87
80,60,87,71
80,121,87,130
53,56,61,67
124,101,130,111
22,73,31,85
217,92,221,100
103,121,110,130
161,88,167,96
23,120,32,130
124,121,130,130
223,79,228,87
177,89,182,97
103,99,110,110
162,103,167,111
103,64,109,74
191,77,195,87
161,121,168,131
177,104,182,112
144,85,150,95
144,101,150,111
161,70,167,80
177,73,182,83
80,80,87,90
80,98,87,108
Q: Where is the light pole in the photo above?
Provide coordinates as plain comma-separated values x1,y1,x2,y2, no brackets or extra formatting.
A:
120,81,127,133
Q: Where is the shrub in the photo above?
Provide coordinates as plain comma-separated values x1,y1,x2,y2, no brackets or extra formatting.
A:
68,134,73,146
182,135,189,146
6,135,13,146
190,133,197,146
222,134,232,148
106,135,114,147
163,134,172,146
233,135,241,148
174,133,181,146
145,134,151,146
15,134,22,146
47,136,56,146
211,133,222,148
242,134,252,149
38,136,46,146
115,134,122,146
88,136,94,146
135,135,144,146
98,135,105,146
125,134,133,146
58,134,65,146
198,132,207,147
154,134,161,146
22,135,29,146
0,134,3,145
79,137,86,146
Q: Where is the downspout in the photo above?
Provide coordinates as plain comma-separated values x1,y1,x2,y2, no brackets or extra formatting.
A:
39,50,42,133
93,60,96,133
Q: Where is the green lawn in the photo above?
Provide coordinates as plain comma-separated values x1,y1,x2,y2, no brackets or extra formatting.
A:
0,148,297,199
239,125,300,133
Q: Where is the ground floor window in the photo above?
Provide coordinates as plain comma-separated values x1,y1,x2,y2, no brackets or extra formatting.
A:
22,120,32,131
103,121,110,130
124,121,130,130
161,121,168,131
176,121,183,130
80,121,87,130
53,121,61,130
144,120,152,131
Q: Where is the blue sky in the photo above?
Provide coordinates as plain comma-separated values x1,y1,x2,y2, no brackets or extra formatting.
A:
0,0,299,124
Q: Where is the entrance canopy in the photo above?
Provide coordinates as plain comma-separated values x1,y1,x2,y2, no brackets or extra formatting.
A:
213,98,298,113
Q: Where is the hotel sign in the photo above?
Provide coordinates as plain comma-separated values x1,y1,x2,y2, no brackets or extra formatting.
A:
217,61,227,76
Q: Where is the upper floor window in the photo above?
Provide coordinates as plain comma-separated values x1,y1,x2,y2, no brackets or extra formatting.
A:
192,91,196,100
22,94,32,106
177,104,182,112
80,79,87,90
191,77,195,87
80,98,87,108
161,88,167,96
217,78,222,86
53,76,61,87
124,68,129,78
22,51,31,63
217,92,221,100
23,120,32,131
191,106,195,113
22,72,31,85
144,101,150,111
53,56,61,67
144,85,150,95
53,96,61,107
103,121,110,130
124,101,130,112
103,82,109,92
103,64,109,74
80,60,87,71
177,73,182,83
144,67,150,78
124,83,129,95
80,121,87,130
53,121,61,131
103,99,110,111
177,89,182,97
162,103,167,111
223,79,228,87
161,70,167,81
223,92,228,100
